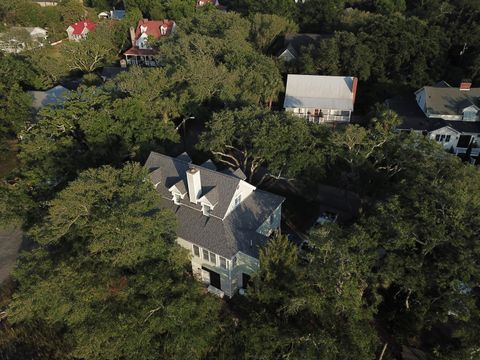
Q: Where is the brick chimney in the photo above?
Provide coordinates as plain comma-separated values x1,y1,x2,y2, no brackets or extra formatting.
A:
352,77,358,104
129,27,136,48
186,168,202,204
460,80,472,91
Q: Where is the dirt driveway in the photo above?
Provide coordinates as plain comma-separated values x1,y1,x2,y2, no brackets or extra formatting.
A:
0,227,22,284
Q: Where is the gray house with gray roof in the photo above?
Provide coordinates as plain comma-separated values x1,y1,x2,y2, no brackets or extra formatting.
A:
387,81,480,157
145,151,285,298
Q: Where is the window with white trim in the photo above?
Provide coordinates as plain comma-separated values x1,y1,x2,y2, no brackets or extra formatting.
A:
203,249,209,261
202,204,212,216
193,245,200,257
445,135,451,142
234,194,242,208
232,256,237,268
173,193,181,205
209,252,216,265
220,257,227,269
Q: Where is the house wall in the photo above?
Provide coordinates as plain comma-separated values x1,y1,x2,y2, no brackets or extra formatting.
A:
231,251,260,291
224,180,255,218
136,33,149,49
415,89,426,114
256,205,282,236
428,127,459,150
176,237,234,297
278,49,296,62
176,237,263,296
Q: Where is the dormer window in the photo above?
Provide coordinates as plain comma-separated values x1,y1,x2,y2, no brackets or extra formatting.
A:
160,25,167,35
173,193,181,205
202,204,212,216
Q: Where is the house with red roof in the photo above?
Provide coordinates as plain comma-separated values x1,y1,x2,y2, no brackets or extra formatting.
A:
124,19,176,67
66,19,96,41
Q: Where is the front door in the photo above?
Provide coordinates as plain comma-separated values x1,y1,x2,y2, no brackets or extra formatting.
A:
242,273,251,288
457,135,472,148
202,266,221,290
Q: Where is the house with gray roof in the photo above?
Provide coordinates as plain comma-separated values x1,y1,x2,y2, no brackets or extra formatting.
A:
29,85,69,111
284,74,358,124
145,151,285,298
387,81,480,157
270,33,329,62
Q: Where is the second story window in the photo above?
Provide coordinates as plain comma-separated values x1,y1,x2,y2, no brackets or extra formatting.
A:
203,249,209,261
210,252,216,265
220,257,227,269
193,245,200,257
232,256,237,268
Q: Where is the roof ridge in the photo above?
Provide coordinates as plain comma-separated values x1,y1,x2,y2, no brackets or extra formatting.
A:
149,151,243,183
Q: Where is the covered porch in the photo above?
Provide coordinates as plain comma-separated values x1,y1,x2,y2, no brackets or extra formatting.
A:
123,47,159,67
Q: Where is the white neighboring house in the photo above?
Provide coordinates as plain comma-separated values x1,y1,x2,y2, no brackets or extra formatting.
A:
284,74,358,123
387,81,480,157
0,27,48,53
145,152,285,298
29,85,69,112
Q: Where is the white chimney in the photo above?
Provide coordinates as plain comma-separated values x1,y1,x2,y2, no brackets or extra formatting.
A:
186,168,202,204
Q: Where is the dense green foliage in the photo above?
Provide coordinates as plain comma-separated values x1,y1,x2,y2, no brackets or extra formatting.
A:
8,164,222,359
1,1,480,359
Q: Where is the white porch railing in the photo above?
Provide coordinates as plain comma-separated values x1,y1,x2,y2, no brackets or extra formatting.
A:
454,147,480,156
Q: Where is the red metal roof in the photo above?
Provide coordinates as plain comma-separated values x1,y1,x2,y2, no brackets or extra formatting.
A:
135,19,175,40
68,19,96,36
123,47,158,56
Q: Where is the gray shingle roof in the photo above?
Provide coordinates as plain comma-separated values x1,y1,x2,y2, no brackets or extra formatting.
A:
387,95,480,134
200,159,217,170
145,151,285,258
421,86,480,116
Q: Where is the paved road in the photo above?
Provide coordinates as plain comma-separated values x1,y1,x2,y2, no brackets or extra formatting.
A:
0,227,22,284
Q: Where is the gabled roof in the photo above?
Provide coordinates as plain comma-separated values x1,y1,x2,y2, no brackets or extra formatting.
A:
387,95,480,134
68,19,96,36
284,74,356,110
123,47,158,56
419,85,480,116
271,33,328,58
145,152,285,258
145,152,241,219
135,19,175,41
222,167,247,180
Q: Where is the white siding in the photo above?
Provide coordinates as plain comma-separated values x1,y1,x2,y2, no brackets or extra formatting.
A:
429,127,458,150
224,180,255,218
415,88,426,114
231,251,260,290
176,237,234,297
